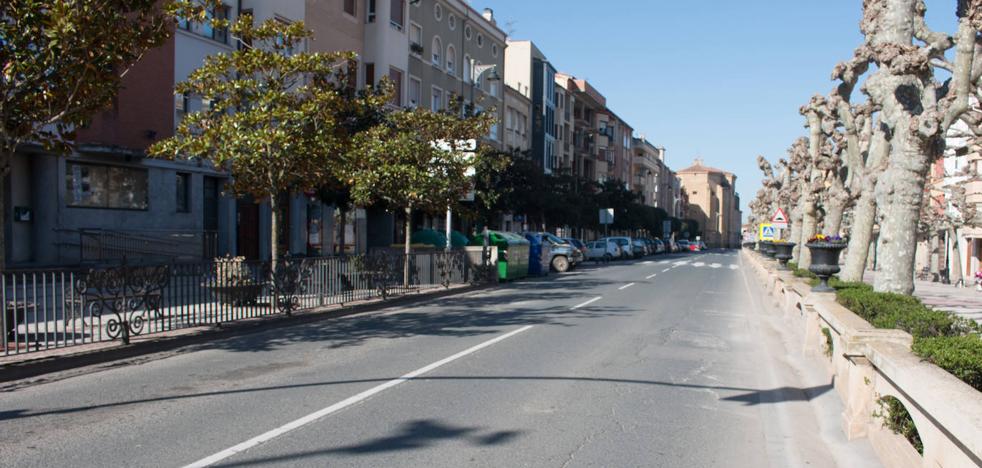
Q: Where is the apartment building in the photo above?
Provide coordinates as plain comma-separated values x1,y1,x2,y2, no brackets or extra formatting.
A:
677,159,742,247
605,111,633,185
554,76,575,173
504,40,556,172
557,73,607,182
504,85,532,153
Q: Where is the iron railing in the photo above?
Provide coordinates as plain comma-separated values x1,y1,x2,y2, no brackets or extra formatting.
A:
1,251,483,356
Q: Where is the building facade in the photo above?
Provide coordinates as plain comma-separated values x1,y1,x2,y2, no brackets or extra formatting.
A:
504,40,556,173
557,73,607,183
554,75,575,174
503,85,532,153
677,159,742,248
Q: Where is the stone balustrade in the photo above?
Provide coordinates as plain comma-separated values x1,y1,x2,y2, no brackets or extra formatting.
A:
742,250,982,468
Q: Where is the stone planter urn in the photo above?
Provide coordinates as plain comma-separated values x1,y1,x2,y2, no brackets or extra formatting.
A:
807,242,847,292
773,242,796,270
762,241,777,258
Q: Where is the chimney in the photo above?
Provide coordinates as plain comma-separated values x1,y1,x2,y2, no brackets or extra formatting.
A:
483,8,496,25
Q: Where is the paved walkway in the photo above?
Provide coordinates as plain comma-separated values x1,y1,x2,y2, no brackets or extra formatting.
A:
865,272,982,324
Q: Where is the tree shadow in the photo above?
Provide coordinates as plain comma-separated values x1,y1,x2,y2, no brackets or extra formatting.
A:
0,376,833,422
210,419,521,467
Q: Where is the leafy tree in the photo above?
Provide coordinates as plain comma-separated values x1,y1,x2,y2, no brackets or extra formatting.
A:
0,0,201,267
149,13,373,266
343,104,494,283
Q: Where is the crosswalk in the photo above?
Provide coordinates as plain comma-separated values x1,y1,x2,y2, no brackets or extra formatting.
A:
654,259,740,270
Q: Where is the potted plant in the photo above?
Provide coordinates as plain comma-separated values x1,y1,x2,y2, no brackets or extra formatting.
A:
204,255,263,306
772,239,796,270
410,42,424,55
975,271,982,292
762,240,777,258
806,234,848,292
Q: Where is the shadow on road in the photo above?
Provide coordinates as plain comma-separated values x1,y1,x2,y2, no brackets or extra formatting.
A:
209,419,522,467
0,376,834,422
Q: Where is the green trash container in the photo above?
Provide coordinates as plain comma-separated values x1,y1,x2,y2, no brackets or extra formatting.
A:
470,231,530,281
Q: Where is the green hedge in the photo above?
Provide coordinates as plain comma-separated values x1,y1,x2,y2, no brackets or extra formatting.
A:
912,336,982,391
835,288,977,338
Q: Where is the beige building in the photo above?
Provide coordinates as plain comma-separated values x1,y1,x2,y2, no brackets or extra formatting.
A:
677,159,742,248
554,75,575,173
557,73,608,182
503,84,531,152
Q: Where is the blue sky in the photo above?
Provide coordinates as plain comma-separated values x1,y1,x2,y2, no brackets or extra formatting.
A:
477,0,956,218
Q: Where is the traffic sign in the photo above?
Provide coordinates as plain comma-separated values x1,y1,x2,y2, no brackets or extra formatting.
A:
771,208,789,229
759,223,776,241
599,208,614,225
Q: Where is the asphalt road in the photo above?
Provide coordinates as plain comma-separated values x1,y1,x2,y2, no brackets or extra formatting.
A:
0,250,880,467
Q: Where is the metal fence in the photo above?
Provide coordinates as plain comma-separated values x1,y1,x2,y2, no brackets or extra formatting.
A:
1,251,483,356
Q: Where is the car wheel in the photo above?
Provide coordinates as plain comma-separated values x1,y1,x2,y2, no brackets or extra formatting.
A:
552,256,570,273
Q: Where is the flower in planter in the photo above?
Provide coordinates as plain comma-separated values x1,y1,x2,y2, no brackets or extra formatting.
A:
807,234,847,245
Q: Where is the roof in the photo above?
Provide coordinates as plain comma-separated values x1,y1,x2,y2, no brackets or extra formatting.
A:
677,159,733,176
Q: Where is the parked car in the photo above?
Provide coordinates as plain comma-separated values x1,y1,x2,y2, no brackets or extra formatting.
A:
585,239,620,262
653,238,666,254
677,240,690,252
563,238,589,260
600,237,633,259
524,232,582,272
689,241,701,252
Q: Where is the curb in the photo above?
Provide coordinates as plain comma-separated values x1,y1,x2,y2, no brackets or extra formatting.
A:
0,283,493,387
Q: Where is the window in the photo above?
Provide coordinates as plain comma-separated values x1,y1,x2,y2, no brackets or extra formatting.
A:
476,33,484,47
463,55,472,83
491,43,498,57
66,162,149,210
431,87,443,112
179,3,229,44
409,23,422,55
365,62,375,87
464,25,472,40
176,173,191,213
390,0,404,30
448,14,456,30
408,77,421,107
367,0,376,22
389,67,403,106
434,2,443,20
446,44,456,75
344,0,356,16
431,36,442,66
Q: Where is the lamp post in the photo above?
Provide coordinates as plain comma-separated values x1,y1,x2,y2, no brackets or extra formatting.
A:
448,60,500,268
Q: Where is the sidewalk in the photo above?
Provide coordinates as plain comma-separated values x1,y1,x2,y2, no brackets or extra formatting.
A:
865,272,982,324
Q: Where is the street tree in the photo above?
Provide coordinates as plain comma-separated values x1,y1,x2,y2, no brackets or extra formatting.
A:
343,104,494,284
859,0,982,294
0,0,202,268
149,14,364,266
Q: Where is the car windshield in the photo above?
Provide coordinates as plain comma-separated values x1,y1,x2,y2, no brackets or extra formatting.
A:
544,234,566,245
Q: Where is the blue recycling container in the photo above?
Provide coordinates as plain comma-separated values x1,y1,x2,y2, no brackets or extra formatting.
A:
523,233,550,277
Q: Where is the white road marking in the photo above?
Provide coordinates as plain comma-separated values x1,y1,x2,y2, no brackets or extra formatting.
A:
571,296,603,310
642,261,653,265
693,262,705,267
646,273,657,279
729,264,740,270
710,263,722,269
662,269,671,273
618,283,636,290
182,325,534,468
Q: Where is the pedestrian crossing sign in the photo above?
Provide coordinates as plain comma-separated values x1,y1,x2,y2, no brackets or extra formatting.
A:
759,224,776,241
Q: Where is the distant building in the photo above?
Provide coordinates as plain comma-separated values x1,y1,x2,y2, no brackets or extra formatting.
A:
677,159,742,248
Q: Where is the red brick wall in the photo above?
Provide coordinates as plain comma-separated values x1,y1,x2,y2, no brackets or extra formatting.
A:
76,32,175,151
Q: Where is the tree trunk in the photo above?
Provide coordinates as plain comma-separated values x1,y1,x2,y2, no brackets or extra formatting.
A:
840,187,877,282
790,205,803,260
269,194,280,269
799,198,818,269
929,233,940,280
824,194,847,237
337,207,347,255
872,127,930,295
404,206,412,288
948,227,964,286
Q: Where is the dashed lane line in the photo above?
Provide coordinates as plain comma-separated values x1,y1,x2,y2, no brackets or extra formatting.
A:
646,273,657,279
571,296,603,310
618,283,636,290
